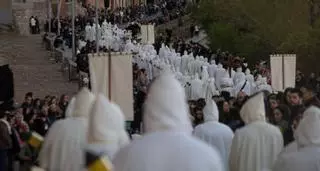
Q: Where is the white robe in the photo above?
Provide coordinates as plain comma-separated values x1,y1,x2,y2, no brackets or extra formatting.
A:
85,25,91,41
203,78,219,101
208,63,217,78
190,74,204,100
233,74,251,97
273,107,320,171
229,93,283,171
194,99,234,170
215,66,226,90
113,73,223,171
39,88,95,171
39,118,88,171
87,95,129,160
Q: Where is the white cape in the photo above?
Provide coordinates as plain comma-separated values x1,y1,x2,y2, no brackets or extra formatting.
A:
194,99,234,170
113,73,223,171
229,93,283,171
273,106,320,171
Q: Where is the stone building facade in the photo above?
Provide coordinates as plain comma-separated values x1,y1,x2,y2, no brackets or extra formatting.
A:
12,0,49,35
0,0,13,24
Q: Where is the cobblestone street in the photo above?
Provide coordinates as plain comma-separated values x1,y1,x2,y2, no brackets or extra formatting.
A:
0,33,77,102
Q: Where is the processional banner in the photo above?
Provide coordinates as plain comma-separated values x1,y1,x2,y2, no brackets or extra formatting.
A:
270,54,296,91
89,52,134,121
141,24,155,44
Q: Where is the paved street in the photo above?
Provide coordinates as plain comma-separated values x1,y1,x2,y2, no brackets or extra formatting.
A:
0,33,77,102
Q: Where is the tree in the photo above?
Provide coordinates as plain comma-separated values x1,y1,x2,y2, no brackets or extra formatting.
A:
192,0,320,72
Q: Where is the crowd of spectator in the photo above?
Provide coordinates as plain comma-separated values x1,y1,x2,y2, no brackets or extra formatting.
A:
0,92,70,170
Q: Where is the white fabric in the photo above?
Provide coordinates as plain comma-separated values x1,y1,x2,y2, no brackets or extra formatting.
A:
72,88,95,118
283,55,296,89
233,73,251,96
39,118,88,171
87,94,129,159
89,53,134,120
190,74,204,100
203,78,219,101
39,88,95,171
140,24,155,44
65,97,76,118
89,54,109,96
233,68,245,85
280,141,298,156
229,93,283,171
31,18,36,26
273,106,320,171
215,64,226,90
143,73,192,133
208,61,217,78
270,55,284,91
194,100,234,170
39,89,95,171
113,73,224,171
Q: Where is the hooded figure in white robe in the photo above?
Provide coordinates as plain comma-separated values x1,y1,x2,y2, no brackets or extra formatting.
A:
89,24,96,42
86,94,129,160
85,23,91,41
113,73,224,171
208,60,217,78
233,67,245,86
229,93,283,171
233,73,251,97
190,73,204,100
220,73,234,96
215,64,226,90
159,43,166,59
203,78,219,101
124,39,135,53
194,99,234,170
181,51,189,74
273,106,320,171
256,77,272,93
39,88,96,171
245,69,255,93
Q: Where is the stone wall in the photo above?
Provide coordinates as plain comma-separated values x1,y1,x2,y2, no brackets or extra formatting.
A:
12,0,48,35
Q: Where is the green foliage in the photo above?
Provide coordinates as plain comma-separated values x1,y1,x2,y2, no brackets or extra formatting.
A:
192,0,320,72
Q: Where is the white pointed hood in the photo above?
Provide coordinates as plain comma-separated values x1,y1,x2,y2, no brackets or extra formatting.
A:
236,67,242,73
201,66,209,81
245,68,251,75
240,93,266,124
295,106,320,147
87,94,129,149
144,73,192,134
203,99,219,122
72,88,95,118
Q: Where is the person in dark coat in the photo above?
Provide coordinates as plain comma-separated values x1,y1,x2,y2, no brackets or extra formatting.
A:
0,60,14,111
301,84,320,108
0,110,12,171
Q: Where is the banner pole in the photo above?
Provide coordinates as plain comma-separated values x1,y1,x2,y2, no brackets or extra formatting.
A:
108,51,112,100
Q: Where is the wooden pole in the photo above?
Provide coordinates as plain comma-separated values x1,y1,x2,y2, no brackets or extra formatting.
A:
108,51,112,100
282,55,285,90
